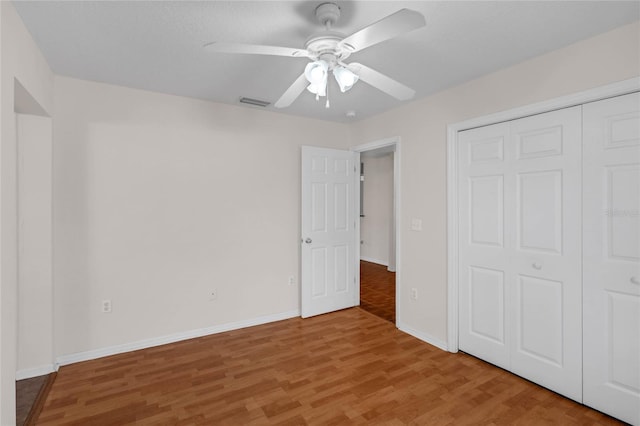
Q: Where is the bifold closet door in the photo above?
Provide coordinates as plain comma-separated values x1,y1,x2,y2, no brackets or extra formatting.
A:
507,108,582,402
458,106,582,402
458,122,510,370
583,92,640,425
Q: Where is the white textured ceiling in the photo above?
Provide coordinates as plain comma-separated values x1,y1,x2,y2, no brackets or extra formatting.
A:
13,1,640,122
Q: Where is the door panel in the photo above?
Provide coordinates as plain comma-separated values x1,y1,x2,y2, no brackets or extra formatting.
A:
516,125,564,159
583,92,640,425
608,292,639,392
469,176,504,247
459,123,510,369
311,247,327,297
517,274,563,366
311,183,327,232
508,106,582,402
607,165,639,260
469,266,505,344
301,146,358,318
517,171,563,254
458,106,582,402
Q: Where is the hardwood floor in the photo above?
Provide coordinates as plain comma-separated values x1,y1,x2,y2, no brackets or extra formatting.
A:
359,260,395,323
36,308,620,425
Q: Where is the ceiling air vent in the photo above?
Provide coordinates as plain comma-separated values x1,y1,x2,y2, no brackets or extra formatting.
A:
239,97,270,107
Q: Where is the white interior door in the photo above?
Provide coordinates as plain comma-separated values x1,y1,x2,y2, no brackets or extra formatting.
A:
508,107,582,402
458,106,582,402
583,92,640,425
301,146,359,318
458,122,510,370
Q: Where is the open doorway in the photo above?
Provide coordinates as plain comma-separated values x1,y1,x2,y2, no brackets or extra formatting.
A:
14,79,55,424
353,139,399,325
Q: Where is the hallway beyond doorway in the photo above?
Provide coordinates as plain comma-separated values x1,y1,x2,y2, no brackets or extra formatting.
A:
359,260,395,323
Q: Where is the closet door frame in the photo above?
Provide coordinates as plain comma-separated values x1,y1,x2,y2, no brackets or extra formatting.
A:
446,77,640,353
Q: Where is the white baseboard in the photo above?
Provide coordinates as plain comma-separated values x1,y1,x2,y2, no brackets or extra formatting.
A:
397,322,448,352
16,363,57,380
360,256,388,266
56,309,300,367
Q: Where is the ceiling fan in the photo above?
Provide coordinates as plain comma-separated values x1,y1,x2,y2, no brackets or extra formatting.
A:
204,2,426,109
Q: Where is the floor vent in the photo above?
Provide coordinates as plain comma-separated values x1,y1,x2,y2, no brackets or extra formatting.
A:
239,97,270,107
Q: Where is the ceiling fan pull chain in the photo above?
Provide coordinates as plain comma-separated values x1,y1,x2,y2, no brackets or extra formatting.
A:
325,82,330,108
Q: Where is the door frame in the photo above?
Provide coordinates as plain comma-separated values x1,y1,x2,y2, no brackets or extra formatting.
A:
352,137,401,325
446,77,640,353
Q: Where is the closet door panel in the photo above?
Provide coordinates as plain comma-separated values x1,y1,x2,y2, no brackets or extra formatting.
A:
583,92,640,426
458,123,510,369
508,106,583,402
517,170,563,254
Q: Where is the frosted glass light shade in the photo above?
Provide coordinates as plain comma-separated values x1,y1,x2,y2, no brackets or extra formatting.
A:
333,66,359,92
306,82,326,97
304,60,329,85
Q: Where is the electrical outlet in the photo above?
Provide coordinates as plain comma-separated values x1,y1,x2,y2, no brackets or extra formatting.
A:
288,276,295,286
102,299,112,313
410,288,418,300
209,289,218,301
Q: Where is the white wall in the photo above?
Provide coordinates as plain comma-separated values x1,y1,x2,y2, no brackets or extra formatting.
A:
360,153,393,267
17,114,53,378
53,76,350,358
349,21,640,347
0,1,53,423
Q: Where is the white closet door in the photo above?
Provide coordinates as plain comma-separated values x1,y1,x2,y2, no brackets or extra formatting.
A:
508,107,582,402
583,92,640,425
458,122,510,370
458,106,582,402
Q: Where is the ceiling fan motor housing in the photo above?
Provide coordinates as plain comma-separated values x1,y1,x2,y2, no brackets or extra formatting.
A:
305,33,351,67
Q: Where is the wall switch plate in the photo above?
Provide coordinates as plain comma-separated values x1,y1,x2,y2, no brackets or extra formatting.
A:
410,288,418,300
102,299,112,313
411,218,422,231
209,289,218,301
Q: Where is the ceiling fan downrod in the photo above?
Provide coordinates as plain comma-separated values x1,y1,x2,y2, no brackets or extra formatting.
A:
315,2,341,30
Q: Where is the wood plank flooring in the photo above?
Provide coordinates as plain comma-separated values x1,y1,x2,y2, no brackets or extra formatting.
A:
359,261,395,323
37,308,621,425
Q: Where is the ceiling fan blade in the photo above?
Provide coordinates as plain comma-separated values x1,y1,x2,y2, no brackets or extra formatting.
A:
204,42,310,58
339,9,425,53
347,63,416,101
274,72,309,108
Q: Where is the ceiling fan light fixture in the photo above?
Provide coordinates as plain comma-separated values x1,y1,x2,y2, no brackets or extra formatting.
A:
304,60,329,85
333,66,359,93
306,82,326,97
206,7,426,109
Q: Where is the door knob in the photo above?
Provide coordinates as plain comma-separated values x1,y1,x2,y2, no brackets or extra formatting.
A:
305,238,312,244
631,276,639,285
532,262,542,270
